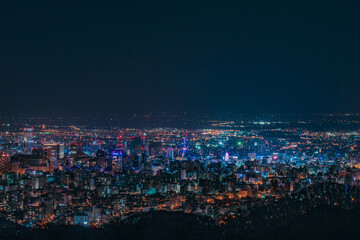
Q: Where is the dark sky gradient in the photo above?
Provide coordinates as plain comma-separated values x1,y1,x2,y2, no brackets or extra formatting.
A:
1,1,360,114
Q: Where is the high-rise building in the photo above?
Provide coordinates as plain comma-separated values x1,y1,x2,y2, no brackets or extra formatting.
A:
0,152,10,171
149,141,163,156
32,148,47,160
44,143,65,159
70,143,83,155
167,148,174,160
224,152,230,161
181,169,186,180
129,137,144,155
111,150,124,173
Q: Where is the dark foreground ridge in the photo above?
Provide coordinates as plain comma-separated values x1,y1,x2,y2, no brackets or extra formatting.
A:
1,205,359,240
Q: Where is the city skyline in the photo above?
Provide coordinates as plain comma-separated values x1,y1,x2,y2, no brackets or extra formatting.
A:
1,114,360,240
1,1,360,240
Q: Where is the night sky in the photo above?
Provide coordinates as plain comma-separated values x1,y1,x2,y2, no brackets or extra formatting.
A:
1,1,360,114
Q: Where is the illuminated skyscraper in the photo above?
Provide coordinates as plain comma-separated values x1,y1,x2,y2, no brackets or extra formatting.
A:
44,143,65,159
167,147,174,160
111,150,124,173
182,138,187,159
22,127,35,154
224,152,230,161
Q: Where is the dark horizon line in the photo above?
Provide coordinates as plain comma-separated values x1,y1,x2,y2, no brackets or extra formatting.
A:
1,112,360,117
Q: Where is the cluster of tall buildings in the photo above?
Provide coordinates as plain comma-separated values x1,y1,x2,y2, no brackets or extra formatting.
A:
0,117,360,227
